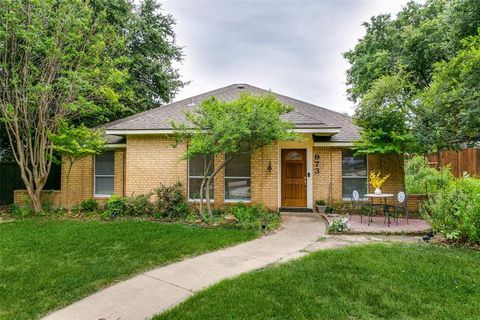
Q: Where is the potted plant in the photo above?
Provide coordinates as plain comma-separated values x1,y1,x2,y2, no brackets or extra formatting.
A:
369,170,390,195
315,199,327,214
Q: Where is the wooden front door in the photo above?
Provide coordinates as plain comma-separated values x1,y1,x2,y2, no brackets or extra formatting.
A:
281,149,307,207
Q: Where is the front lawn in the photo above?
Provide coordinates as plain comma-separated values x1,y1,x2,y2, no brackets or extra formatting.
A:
0,220,257,320
157,244,480,320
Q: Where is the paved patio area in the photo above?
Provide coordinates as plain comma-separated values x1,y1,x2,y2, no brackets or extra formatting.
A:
327,214,430,234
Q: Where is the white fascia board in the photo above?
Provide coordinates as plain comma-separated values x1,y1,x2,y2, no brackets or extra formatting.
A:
106,129,175,135
106,128,341,135
313,142,354,147
104,144,126,149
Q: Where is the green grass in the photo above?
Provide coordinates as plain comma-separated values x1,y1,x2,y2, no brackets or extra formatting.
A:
0,220,257,320
156,244,480,320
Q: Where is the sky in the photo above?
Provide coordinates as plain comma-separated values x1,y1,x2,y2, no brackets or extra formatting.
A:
161,0,416,115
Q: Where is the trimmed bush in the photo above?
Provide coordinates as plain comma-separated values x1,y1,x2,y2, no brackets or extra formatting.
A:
79,198,98,212
154,182,189,219
422,177,480,243
104,195,126,218
124,193,154,216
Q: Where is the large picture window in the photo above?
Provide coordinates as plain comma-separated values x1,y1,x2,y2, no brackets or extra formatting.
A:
188,155,214,200
94,151,115,197
342,149,367,199
225,152,251,201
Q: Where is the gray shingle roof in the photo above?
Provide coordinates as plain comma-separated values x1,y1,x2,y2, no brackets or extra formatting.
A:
104,84,359,142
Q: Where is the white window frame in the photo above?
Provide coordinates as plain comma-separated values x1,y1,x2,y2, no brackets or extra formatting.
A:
341,149,368,201
224,153,251,202
188,155,214,201
94,151,115,198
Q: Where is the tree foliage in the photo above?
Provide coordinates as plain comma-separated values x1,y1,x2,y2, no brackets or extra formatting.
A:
172,94,298,217
415,34,480,150
345,0,480,153
0,0,126,211
353,74,414,155
78,0,186,127
50,122,105,210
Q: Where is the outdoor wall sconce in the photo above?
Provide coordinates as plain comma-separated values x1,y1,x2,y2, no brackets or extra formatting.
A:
267,161,272,173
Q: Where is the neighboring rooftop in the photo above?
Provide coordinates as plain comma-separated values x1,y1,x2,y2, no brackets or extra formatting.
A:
104,83,359,142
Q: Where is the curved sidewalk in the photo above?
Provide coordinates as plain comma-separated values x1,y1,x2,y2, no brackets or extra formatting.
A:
43,214,326,320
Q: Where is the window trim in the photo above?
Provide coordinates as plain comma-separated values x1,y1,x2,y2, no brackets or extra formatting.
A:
93,152,115,198
224,153,252,202
341,150,368,201
188,155,214,201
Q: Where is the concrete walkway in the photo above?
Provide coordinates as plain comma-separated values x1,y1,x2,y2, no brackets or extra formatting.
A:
43,214,420,320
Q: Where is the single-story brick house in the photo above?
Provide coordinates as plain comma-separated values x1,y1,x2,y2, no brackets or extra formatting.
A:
15,84,404,210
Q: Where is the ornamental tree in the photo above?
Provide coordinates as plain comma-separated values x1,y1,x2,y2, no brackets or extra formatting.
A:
0,0,127,212
50,123,105,211
172,93,298,218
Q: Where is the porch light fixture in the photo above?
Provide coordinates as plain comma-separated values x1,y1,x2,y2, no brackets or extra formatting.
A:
267,161,272,173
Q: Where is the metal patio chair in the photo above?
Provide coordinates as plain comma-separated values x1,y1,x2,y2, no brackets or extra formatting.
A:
351,190,371,223
388,191,409,225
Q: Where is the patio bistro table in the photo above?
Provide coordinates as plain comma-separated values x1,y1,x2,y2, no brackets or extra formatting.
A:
364,193,394,226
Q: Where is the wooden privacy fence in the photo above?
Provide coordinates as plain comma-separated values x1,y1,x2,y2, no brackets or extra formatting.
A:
0,162,61,205
428,148,480,178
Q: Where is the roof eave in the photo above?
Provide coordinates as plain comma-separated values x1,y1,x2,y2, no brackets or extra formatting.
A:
105,127,342,135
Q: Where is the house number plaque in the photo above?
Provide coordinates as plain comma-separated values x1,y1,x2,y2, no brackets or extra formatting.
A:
314,154,320,174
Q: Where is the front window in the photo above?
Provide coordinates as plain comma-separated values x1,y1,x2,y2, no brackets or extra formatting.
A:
342,149,367,199
94,151,115,197
188,155,214,200
224,152,251,201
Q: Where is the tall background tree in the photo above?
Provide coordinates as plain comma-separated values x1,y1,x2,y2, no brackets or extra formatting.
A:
78,0,186,127
344,0,480,153
0,0,185,210
0,0,128,211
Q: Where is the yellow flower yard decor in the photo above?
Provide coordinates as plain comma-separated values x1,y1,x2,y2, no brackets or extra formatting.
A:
369,171,390,195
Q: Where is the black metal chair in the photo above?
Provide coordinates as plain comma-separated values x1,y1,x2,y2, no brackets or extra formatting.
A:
387,191,409,225
351,190,371,223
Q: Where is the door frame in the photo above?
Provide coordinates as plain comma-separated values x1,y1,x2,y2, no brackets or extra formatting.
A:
281,148,307,207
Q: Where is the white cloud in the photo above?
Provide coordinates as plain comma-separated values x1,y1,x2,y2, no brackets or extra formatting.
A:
162,0,416,115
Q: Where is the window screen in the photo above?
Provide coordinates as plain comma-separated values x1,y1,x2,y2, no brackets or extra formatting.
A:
94,151,115,196
342,149,367,199
225,152,251,201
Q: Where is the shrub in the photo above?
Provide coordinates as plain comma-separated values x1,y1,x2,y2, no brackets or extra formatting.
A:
154,182,189,219
104,195,126,218
328,217,349,233
315,199,327,206
405,156,453,194
9,204,34,218
225,203,280,231
124,193,154,216
79,198,98,212
422,177,480,243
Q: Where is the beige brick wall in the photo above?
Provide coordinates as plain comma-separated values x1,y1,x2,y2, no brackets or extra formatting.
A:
312,148,405,206
14,190,62,208
367,153,405,205
312,147,343,203
251,142,279,210
125,135,187,197
15,135,405,212
14,149,125,208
